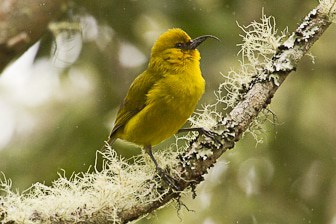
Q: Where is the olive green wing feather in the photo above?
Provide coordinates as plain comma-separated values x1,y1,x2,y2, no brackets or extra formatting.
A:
109,70,157,140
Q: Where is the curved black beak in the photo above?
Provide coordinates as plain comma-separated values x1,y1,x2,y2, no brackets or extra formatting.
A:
187,35,220,50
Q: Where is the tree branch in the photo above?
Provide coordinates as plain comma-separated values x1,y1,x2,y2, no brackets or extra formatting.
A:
119,3,333,223
0,1,335,224
0,0,68,72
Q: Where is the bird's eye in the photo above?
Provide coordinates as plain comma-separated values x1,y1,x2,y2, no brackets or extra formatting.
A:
175,42,183,48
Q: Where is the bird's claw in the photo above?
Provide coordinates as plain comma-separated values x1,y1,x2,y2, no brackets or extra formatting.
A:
179,127,221,145
157,167,181,191
196,128,222,145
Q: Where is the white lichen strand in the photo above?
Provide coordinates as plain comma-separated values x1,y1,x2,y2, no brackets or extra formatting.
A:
268,74,280,86
0,148,181,223
283,33,296,49
319,0,336,22
185,12,287,145
237,12,287,67
188,104,222,132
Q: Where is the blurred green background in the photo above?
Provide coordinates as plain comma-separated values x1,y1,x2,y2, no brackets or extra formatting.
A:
1,0,336,223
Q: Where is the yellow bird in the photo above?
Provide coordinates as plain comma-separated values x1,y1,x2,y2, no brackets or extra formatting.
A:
108,28,218,170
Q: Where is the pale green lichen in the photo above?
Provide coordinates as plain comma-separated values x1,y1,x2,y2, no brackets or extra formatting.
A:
319,0,336,22
0,148,183,223
189,12,287,143
237,12,287,68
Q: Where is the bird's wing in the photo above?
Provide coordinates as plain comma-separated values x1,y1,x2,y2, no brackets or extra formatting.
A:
109,70,157,138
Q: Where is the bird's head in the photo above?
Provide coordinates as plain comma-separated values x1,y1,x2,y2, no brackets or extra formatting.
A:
149,28,219,70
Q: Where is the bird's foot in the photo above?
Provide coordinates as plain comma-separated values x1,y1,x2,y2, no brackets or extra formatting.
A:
179,127,221,145
156,167,181,191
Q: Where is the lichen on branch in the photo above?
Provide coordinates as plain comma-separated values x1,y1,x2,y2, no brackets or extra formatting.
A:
1,1,335,223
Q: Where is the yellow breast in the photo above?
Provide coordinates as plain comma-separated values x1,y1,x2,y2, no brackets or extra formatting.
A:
120,61,205,146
